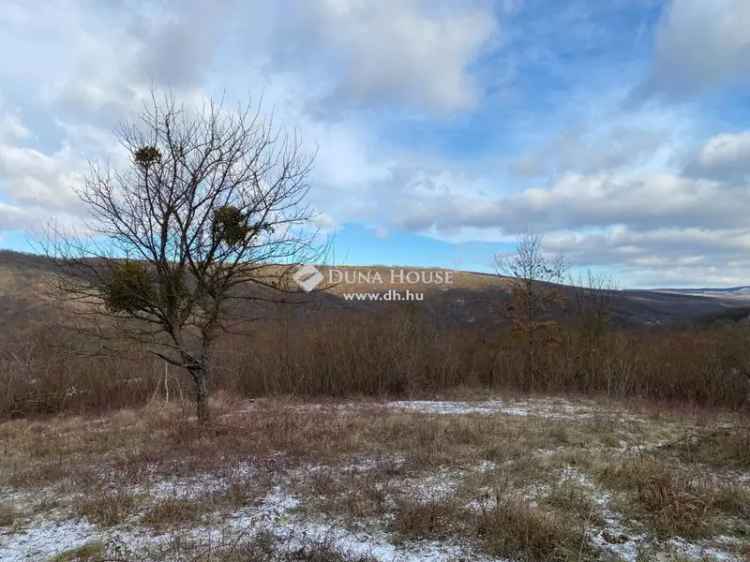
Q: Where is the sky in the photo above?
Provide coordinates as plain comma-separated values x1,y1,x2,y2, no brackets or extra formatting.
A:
1,0,750,288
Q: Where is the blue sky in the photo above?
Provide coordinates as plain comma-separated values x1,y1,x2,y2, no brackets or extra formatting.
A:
2,1,750,287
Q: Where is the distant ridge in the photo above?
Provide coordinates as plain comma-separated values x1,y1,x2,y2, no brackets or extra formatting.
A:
3,248,750,327
655,286,750,296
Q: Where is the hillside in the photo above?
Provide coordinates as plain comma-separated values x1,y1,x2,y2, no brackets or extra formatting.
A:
2,250,750,330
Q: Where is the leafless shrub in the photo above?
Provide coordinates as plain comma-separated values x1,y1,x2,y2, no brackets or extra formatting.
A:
494,233,568,389
2,297,750,420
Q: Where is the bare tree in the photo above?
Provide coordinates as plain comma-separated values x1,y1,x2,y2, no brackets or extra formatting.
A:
47,93,318,423
570,270,617,340
495,234,567,387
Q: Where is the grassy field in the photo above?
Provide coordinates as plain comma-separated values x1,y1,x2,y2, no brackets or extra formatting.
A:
1,393,749,561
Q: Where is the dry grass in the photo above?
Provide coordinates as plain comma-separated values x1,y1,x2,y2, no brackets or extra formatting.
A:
390,491,597,562
49,542,106,562
0,503,17,527
595,455,750,539
390,498,461,540
666,427,750,469
139,497,212,531
1,396,749,561
74,492,139,527
74,491,143,527
543,478,604,525
47,532,381,562
475,495,594,562
306,467,396,520
138,530,381,562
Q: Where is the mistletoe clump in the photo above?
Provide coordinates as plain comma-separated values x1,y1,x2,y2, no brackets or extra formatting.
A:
212,205,254,246
104,261,154,313
134,145,162,169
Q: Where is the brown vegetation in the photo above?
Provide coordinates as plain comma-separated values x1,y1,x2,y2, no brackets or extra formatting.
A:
2,306,749,420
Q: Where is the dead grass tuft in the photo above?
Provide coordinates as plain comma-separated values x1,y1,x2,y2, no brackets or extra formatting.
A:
74,490,142,527
543,478,603,525
49,541,106,562
668,427,750,470
152,529,380,562
0,503,17,527
596,455,750,539
140,497,210,531
391,498,460,540
475,494,594,562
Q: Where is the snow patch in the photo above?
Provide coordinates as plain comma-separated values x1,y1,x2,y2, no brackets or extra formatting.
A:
385,398,618,420
0,518,98,562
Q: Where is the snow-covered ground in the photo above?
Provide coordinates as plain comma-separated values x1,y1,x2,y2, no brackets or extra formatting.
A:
233,396,648,422
385,398,603,419
0,471,501,562
4,483,743,561
1,398,747,562
3,460,744,562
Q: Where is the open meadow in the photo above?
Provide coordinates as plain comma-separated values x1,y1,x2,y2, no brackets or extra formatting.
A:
2,394,749,562
4,9,750,558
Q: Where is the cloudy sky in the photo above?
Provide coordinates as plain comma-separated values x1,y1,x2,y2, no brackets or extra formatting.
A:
1,0,750,287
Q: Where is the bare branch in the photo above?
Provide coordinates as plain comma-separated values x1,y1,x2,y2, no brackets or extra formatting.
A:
45,90,321,423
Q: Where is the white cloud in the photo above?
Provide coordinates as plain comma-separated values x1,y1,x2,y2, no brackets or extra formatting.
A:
0,201,28,231
0,113,29,143
0,110,88,231
0,144,83,211
310,212,338,233
272,0,499,113
639,0,750,98
690,131,750,180
0,0,500,240
340,161,750,285
380,170,748,236
1,0,749,287
0,95,30,142
543,225,750,287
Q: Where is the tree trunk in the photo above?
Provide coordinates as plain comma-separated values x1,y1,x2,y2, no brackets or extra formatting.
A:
525,326,535,391
190,366,210,424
